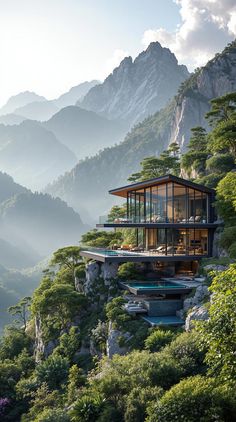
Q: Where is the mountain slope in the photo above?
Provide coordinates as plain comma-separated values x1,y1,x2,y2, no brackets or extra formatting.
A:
44,106,128,158
0,171,28,204
0,192,87,256
54,80,100,109
0,114,27,125
0,120,77,190
46,41,236,220
80,42,189,126
0,91,46,115
0,238,39,269
15,100,59,121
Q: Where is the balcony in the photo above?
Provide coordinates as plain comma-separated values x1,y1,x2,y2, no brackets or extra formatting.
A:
98,213,209,225
80,244,209,263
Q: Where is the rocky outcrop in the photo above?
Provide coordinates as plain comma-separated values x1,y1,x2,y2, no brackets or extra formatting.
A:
106,321,130,358
169,42,236,152
100,262,119,285
34,315,57,362
185,305,209,331
183,284,209,313
81,42,189,126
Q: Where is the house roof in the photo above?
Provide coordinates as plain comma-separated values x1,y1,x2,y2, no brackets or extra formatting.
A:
109,174,215,198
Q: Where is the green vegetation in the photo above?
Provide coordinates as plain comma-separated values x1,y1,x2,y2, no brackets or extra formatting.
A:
128,142,180,182
0,89,236,420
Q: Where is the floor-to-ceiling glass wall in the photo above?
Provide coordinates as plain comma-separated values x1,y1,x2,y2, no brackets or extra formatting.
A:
127,182,209,224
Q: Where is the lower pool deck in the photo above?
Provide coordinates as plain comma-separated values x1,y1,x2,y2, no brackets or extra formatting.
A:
119,280,193,295
142,316,184,326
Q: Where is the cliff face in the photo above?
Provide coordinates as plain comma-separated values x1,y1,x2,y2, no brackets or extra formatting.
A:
170,43,236,151
46,41,236,220
80,42,189,126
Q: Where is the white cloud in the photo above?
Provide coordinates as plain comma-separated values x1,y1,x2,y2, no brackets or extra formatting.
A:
104,48,129,76
142,0,236,70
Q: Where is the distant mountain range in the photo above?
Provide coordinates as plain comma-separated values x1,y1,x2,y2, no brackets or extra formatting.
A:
0,120,77,190
54,80,99,109
44,105,127,158
46,40,236,219
0,80,99,122
80,42,189,126
0,91,46,115
0,172,87,266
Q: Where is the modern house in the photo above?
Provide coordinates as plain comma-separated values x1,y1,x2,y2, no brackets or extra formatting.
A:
81,174,217,277
80,175,218,325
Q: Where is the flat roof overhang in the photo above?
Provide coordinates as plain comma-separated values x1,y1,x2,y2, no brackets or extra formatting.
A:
96,223,218,229
80,250,206,263
109,174,216,198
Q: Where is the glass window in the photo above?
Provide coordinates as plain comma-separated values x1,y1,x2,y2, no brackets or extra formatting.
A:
173,183,187,223
167,183,173,223
146,187,152,223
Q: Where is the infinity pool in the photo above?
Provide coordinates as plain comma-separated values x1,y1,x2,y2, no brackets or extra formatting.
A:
126,281,186,289
121,280,192,295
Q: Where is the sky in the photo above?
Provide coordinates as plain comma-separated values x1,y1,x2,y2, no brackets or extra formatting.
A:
0,0,235,107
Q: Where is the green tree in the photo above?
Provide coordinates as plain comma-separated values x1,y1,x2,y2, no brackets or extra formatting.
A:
198,265,236,381
128,144,180,182
32,284,87,340
67,364,85,404
206,92,236,157
50,246,82,271
216,172,236,225
35,355,70,391
146,375,236,422
0,326,31,360
144,329,175,353
181,126,208,176
8,296,31,330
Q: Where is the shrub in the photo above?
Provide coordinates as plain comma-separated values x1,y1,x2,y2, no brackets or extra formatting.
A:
35,355,70,390
205,153,235,174
228,241,236,258
117,262,140,279
146,376,236,422
161,331,206,376
124,386,163,422
220,226,236,251
145,329,176,353
70,393,105,422
35,408,70,422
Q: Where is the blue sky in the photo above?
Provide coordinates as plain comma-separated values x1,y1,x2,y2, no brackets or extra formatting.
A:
0,0,235,106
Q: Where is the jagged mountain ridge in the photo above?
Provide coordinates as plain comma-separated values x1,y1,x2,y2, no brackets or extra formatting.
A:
46,40,236,220
80,42,189,126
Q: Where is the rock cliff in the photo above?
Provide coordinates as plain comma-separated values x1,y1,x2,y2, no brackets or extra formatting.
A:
81,42,189,126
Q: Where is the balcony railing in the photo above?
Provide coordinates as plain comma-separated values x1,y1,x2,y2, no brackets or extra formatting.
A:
98,214,209,225
80,245,208,258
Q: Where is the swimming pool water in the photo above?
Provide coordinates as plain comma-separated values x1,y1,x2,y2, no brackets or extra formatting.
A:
125,281,186,289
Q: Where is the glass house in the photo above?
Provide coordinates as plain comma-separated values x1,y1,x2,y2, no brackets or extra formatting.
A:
80,175,218,271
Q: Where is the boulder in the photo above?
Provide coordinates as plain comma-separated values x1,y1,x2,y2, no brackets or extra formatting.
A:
106,321,130,358
183,285,210,312
185,305,209,331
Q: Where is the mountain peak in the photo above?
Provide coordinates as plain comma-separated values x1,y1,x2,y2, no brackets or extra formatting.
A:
81,43,189,125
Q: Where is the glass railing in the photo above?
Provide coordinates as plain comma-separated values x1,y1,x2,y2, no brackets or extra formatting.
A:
80,245,208,257
98,214,209,224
